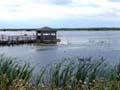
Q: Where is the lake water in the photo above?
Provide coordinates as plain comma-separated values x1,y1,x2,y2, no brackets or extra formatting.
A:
0,31,120,67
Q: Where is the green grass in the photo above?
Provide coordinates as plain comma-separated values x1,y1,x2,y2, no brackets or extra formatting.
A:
0,55,120,90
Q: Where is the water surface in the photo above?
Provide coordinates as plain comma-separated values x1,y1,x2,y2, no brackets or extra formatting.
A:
0,31,120,66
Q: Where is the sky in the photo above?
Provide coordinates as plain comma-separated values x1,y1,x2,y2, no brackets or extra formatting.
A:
0,0,120,28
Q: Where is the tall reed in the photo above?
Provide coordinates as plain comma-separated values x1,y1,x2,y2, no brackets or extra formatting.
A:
0,55,120,90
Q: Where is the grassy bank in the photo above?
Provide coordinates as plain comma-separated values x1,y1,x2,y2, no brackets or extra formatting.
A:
0,55,120,90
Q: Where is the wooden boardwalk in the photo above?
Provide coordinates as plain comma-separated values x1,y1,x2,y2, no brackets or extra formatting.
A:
0,35,36,45
0,27,59,45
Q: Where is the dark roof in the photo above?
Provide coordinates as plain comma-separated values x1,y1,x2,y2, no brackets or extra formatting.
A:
40,27,52,30
37,26,56,31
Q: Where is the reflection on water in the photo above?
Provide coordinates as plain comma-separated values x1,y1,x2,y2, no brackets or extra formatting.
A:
88,38,111,45
0,31,120,67
59,38,111,46
58,31,120,49
35,46,58,51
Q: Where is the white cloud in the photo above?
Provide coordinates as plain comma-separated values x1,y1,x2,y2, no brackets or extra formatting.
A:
0,0,102,19
18,4,103,19
0,0,119,24
30,0,73,5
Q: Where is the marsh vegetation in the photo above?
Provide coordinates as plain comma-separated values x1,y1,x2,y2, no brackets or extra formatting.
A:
0,55,120,90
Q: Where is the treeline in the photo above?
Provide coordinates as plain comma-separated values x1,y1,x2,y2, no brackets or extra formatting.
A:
54,27,120,31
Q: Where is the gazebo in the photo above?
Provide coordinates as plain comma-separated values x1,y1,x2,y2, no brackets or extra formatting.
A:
36,27,57,44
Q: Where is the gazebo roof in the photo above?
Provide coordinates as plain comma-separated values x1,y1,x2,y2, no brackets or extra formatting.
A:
40,27,52,30
36,26,57,32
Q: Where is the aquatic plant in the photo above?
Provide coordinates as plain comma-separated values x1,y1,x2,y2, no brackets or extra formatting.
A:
35,58,111,90
0,55,32,90
0,55,120,90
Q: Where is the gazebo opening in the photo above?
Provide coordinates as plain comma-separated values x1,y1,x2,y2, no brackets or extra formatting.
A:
36,27,57,44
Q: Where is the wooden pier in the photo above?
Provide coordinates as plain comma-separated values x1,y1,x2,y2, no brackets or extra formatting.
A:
0,35,36,45
0,27,59,45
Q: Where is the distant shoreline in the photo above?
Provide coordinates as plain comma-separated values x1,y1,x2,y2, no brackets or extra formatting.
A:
0,27,120,31
55,27,120,31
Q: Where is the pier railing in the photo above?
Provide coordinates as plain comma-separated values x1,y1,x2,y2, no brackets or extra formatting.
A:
0,35,36,45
